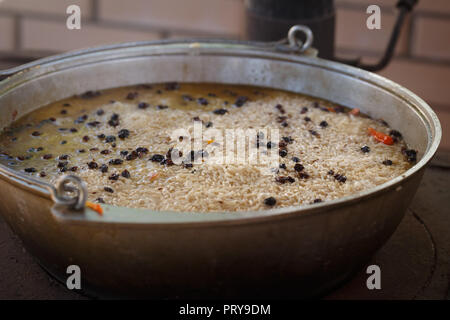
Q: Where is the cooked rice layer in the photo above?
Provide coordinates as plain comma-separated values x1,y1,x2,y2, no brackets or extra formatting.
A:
0,83,414,212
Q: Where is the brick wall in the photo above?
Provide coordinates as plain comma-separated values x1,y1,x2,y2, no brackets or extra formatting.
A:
0,0,449,149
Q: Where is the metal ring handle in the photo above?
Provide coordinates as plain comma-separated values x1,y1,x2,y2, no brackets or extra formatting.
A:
50,175,87,211
287,25,314,53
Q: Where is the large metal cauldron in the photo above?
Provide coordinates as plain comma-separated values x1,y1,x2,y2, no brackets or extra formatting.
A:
0,29,441,298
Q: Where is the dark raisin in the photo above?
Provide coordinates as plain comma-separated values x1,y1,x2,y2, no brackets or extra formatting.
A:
279,149,288,157
78,149,86,153
70,166,78,172
157,105,168,110
104,187,114,193
282,136,294,144
299,172,310,179
313,199,323,203
108,113,120,127
150,154,165,162
275,104,285,114
24,167,36,173
234,96,248,107
120,150,129,156
121,169,131,178
334,174,347,183
40,171,46,177
279,163,286,169
138,102,149,109
89,147,99,152
403,149,417,163
136,147,149,155
277,116,287,123
126,92,138,100
108,173,119,181
304,117,311,122
300,107,308,114
278,141,287,149
75,114,88,123
382,160,393,166
197,97,209,106
291,157,300,163
389,130,402,139
82,135,90,142
70,128,78,133
31,131,41,136
97,133,106,139
96,109,105,116
275,176,295,184
60,140,67,144
118,129,130,139
109,158,123,165
96,197,105,203
80,91,101,99
165,82,179,91
313,102,320,108
361,146,371,153
183,163,193,169
88,161,98,169
43,154,53,160
319,121,328,128
328,170,334,175
126,151,138,161
100,164,108,173
264,197,276,206
205,121,213,128
182,94,194,101
309,130,319,137
60,110,67,115
100,149,110,155
294,163,304,172
87,121,100,127
267,141,275,149
59,167,67,172
57,161,68,168
105,135,116,143
59,154,69,160
281,122,289,127
213,108,228,115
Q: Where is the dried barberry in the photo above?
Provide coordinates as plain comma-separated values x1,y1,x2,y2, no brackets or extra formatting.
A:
213,108,228,115
121,169,131,178
126,92,138,100
109,158,123,165
150,154,165,162
118,129,130,139
279,149,288,157
104,187,114,193
105,135,116,143
88,161,98,169
361,146,370,153
197,97,209,106
264,197,276,206
235,96,248,107
319,121,328,128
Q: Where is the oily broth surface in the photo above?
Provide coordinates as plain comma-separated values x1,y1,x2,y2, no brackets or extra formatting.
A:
0,83,414,212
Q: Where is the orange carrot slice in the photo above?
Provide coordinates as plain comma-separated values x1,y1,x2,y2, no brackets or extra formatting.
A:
86,201,103,215
368,127,394,145
149,172,159,182
349,108,360,115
